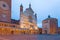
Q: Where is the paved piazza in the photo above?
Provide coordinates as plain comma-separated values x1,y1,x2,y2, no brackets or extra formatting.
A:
0,34,60,40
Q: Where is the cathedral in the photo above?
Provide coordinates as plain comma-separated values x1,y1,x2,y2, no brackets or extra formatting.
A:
0,0,38,35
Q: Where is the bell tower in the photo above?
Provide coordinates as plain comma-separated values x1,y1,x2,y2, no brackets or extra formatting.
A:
0,0,11,22
20,4,24,28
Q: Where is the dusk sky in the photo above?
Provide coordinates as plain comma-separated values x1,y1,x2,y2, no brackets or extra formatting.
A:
12,0,60,28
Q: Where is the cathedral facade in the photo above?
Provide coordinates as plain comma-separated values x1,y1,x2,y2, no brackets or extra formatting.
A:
0,0,38,35
20,4,38,34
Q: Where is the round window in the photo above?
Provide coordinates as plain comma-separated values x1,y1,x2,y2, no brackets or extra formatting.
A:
0,1,9,10
3,4,6,7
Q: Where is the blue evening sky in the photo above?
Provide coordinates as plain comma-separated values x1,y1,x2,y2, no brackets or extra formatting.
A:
12,0,60,28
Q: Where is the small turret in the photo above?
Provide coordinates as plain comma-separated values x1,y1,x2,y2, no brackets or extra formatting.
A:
29,4,31,8
35,14,37,18
20,4,23,12
48,15,51,18
35,13,37,23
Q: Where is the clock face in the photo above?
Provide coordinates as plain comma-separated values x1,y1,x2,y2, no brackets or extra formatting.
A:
0,1,9,10
2,14,6,18
1,14,7,21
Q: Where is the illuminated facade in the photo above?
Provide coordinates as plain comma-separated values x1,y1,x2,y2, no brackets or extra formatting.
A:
0,0,38,35
20,4,38,34
42,15,58,34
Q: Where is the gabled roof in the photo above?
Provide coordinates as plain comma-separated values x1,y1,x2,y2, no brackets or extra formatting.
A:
25,4,34,13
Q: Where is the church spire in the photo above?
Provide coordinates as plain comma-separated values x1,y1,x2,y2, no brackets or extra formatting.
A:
20,4,23,7
20,4,23,12
29,3,31,8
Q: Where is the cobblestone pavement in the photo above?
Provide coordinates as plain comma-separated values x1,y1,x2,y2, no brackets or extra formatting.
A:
0,34,60,40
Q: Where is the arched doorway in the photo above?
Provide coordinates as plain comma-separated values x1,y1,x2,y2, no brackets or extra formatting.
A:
11,31,14,34
45,30,47,34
